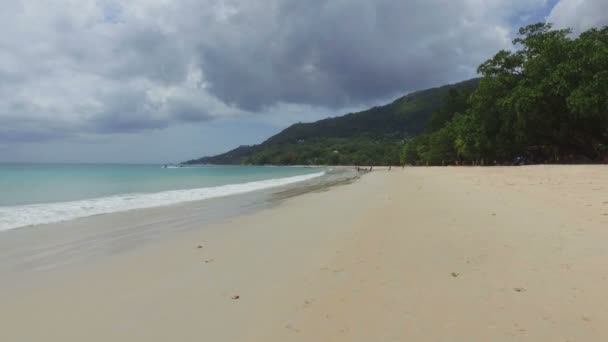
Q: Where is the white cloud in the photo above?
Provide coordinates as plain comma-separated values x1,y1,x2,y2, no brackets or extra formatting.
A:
548,0,608,33
0,0,555,144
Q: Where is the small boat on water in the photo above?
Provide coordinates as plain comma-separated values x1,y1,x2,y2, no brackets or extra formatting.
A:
162,164,183,169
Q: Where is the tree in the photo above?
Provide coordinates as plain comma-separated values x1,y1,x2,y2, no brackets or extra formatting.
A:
403,23,608,165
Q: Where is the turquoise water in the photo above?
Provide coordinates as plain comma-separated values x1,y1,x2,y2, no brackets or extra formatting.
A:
0,164,325,230
0,164,323,206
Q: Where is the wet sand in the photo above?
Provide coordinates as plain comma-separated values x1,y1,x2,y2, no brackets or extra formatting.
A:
1,165,608,341
0,168,355,280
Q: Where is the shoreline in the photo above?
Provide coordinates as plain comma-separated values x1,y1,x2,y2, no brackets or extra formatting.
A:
0,166,333,232
0,167,357,283
2,165,608,341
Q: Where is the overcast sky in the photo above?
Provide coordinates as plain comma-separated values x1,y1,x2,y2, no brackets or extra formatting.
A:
1,0,606,163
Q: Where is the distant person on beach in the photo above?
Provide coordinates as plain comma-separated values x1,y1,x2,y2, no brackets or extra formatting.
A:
513,156,526,166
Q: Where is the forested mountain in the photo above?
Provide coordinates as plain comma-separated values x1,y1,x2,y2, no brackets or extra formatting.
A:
185,78,480,165
187,23,607,166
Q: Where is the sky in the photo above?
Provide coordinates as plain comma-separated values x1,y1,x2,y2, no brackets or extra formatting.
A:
1,0,606,163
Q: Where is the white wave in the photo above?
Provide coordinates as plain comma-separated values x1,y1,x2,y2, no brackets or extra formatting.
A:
0,172,324,232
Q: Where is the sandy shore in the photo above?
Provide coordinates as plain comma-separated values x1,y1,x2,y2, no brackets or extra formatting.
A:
1,165,608,341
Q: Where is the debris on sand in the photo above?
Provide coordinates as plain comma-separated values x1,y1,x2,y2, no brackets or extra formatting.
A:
514,287,526,292
451,272,459,278
285,324,300,333
231,295,240,300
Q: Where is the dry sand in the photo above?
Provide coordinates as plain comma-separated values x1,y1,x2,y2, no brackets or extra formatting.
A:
1,165,608,341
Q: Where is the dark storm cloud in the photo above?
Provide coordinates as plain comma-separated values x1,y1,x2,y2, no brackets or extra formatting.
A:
0,0,605,143
110,27,191,85
91,90,169,133
197,0,523,110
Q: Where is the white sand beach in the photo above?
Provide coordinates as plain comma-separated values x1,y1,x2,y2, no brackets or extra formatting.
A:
1,165,608,341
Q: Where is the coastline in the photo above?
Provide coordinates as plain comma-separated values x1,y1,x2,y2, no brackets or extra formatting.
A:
2,165,608,341
0,167,356,282
0,166,331,232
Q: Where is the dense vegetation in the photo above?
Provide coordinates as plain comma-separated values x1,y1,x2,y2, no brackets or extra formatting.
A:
185,79,480,165
402,23,608,165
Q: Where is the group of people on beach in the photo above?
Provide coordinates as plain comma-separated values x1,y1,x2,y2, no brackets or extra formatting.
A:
356,166,373,173
356,165,399,173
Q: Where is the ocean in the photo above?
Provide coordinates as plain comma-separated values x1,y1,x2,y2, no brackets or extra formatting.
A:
0,163,326,231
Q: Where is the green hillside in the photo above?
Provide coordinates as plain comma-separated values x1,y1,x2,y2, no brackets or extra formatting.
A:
185,78,480,165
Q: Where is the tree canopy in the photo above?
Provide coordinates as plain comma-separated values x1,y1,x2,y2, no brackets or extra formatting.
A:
402,23,608,165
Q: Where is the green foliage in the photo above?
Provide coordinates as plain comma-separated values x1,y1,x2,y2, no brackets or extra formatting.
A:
403,23,608,165
428,86,476,132
241,137,403,166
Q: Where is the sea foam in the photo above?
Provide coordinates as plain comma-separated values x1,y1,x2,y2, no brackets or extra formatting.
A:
0,171,324,232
